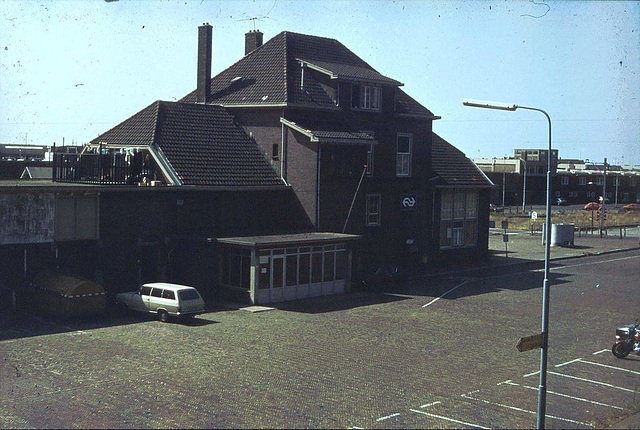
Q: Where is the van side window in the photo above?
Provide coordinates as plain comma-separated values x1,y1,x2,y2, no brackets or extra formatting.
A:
150,288,163,298
140,286,152,296
162,289,176,300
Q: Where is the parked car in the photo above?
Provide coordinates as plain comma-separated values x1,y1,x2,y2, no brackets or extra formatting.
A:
116,283,205,322
583,202,601,211
555,197,567,206
622,203,640,211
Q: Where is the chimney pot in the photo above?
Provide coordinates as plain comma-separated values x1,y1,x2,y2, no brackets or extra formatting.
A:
197,24,212,104
245,30,263,56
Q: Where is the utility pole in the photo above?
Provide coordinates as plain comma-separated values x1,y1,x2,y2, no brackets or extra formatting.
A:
600,158,607,238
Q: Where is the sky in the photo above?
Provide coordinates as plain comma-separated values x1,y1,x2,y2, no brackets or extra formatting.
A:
1,0,639,164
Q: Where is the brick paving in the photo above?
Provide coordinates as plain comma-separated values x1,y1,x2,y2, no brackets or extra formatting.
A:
1,240,638,428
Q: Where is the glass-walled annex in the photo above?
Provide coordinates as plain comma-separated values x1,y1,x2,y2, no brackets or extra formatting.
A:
217,233,359,305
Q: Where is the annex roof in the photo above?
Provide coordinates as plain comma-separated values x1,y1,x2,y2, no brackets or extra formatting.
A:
217,232,360,247
431,133,494,188
280,118,376,145
179,31,436,117
91,101,284,188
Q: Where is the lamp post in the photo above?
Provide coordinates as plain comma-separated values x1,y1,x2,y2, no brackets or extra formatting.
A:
463,98,552,429
517,157,528,213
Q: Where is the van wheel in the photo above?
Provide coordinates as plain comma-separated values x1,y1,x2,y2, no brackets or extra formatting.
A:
157,310,169,323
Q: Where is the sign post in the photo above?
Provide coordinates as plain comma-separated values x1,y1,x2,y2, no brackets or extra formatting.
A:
517,333,544,352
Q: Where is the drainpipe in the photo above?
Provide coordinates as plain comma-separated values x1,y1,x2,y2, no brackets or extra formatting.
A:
316,144,322,230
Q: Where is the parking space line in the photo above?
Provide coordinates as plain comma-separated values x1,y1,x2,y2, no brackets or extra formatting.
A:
555,358,581,368
503,380,624,410
422,281,469,308
461,394,593,427
549,371,635,393
523,370,540,378
409,408,490,429
419,401,440,409
577,359,640,375
593,349,609,355
376,413,400,422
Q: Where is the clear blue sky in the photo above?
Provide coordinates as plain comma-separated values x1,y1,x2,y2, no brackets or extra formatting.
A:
1,0,639,164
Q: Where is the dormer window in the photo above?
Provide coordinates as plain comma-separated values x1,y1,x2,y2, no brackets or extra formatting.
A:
351,84,381,111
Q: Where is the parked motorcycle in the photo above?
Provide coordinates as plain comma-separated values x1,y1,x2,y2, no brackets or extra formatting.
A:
612,319,640,358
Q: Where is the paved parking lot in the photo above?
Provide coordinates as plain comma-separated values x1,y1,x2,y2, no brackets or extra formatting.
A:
1,250,639,428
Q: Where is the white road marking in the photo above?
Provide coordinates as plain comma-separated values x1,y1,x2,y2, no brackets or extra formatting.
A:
376,413,400,422
419,401,441,409
422,281,469,308
523,370,540,378
543,255,640,272
548,371,636,393
461,394,593,427
496,379,512,386
410,408,490,429
578,359,640,375
593,349,609,355
555,358,581,368
503,380,624,410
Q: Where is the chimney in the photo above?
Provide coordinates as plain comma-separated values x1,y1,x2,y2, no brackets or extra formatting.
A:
197,23,212,104
245,30,263,55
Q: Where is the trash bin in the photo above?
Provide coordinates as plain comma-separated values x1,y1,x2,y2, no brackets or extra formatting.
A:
551,223,575,247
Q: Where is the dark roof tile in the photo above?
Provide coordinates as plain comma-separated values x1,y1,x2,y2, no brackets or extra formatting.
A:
431,132,493,187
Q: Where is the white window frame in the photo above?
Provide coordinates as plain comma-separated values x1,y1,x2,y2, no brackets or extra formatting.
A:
440,190,478,249
579,177,587,186
366,143,375,177
396,133,412,177
365,194,381,226
561,176,569,185
352,84,381,111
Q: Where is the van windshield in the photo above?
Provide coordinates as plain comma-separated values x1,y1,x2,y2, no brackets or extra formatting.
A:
178,289,201,301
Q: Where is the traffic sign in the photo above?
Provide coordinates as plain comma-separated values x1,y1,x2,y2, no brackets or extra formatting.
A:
503,234,509,243
531,211,538,221
516,333,544,352
501,220,509,230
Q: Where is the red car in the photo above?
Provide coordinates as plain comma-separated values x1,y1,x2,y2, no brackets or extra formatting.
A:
622,203,640,211
584,202,602,211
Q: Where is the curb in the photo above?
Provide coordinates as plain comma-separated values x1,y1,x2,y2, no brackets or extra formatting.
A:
409,246,640,280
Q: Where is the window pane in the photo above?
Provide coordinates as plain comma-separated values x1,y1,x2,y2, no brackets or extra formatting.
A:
335,251,347,280
465,220,477,245
323,251,335,282
241,254,251,289
151,288,163,298
299,253,310,284
311,252,322,283
230,254,241,287
272,257,284,288
259,259,270,289
397,135,411,153
466,192,478,219
140,286,152,296
440,221,451,247
441,191,453,220
162,289,175,300
286,255,298,286
351,85,360,108
453,192,465,219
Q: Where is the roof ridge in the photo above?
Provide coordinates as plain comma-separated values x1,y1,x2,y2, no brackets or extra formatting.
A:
283,31,289,103
150,100,162,146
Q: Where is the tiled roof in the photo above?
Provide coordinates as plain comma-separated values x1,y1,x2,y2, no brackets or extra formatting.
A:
280,118,375,143
396,89,436,117
431,133,494,187
180,31,435,117
91,101,284,188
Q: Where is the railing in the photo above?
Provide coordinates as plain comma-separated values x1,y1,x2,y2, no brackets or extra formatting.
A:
53,151,157,185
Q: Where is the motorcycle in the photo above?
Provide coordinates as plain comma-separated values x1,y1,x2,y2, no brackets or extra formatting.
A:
612,319,640,358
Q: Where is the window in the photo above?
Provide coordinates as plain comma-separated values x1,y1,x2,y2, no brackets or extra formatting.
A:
150,288,163,298
272,144,279,160
351,84,380,110
631,178,637,187
178,289,201,301
223,248,251,289
579,177,587,186
396,134,412,177
440,190,478,248
366,194,381,226
162,289,176,300
596,177,603,185
366,143,374,177
561,177,569,185
140,286,152,296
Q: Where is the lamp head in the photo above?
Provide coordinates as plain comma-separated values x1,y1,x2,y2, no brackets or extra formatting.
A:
463,98,518,111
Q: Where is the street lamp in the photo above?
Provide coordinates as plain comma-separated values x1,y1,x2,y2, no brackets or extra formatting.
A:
463,98,552,430
517,157,528,213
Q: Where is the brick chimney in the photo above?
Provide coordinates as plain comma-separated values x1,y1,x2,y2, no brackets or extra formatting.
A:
245,30,263,55
197,23,212,104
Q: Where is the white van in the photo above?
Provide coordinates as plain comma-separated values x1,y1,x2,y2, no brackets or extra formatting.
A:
116,283,205,322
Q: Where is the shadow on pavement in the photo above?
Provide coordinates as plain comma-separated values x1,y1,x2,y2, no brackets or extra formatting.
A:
277,291,410,314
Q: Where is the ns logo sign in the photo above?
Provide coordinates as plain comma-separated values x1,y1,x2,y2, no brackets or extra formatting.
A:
401,194,416,210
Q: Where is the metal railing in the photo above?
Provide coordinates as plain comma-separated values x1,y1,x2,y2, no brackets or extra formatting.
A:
53,151,156,185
